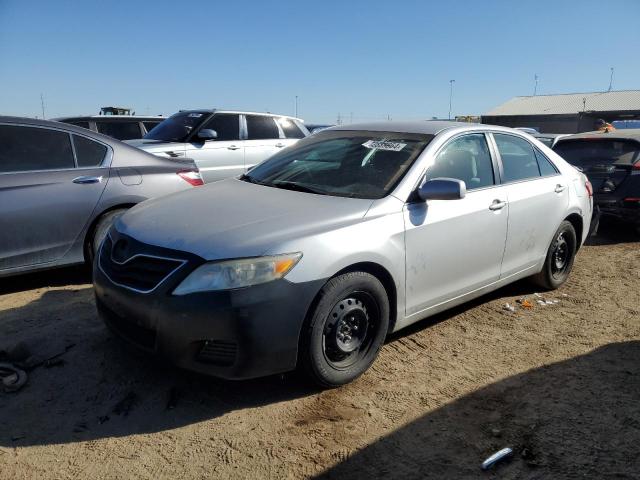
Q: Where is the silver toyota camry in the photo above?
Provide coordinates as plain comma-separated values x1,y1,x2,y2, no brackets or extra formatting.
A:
94,121,594,387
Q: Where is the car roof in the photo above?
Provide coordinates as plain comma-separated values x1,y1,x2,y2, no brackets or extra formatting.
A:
532,133,565,138
328,120,476,135
0,115,122,144
53,115,166,121
175,108,303,122
556,129,640,143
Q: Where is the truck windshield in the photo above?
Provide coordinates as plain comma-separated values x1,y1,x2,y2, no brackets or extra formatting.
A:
243,130,433,199
144,111,210,142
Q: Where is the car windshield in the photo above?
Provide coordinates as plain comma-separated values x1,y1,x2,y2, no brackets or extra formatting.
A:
243,130,433,199
144,111,210,142
554,139,640,168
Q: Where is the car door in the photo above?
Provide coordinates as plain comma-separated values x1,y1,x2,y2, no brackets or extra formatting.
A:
186,113,244,183
243,115,283,170
490,133,569,278
403,132,509,316
0,124,109,270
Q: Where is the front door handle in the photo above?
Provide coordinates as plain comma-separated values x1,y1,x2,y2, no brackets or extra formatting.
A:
555,184,566,193
489,199,507,211
72,176,102,184
227,145,241,151
275,143,286,148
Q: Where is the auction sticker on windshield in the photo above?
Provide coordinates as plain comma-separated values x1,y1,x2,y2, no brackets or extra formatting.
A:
362,140,407,151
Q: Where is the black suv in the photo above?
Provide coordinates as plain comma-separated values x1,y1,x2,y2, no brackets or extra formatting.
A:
554,130,640,231
54,115,165,141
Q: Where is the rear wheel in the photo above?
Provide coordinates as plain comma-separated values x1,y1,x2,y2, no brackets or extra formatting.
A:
91,209,128,257
301,272,389,387
531,220,577,290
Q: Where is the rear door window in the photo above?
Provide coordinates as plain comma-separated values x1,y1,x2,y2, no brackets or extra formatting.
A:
96,121,142,140
553,139,640,169
246,115,280,140
277,117,305,139
494,134,541,182
0,125,75,173
200,114,240,141
73,135,108,167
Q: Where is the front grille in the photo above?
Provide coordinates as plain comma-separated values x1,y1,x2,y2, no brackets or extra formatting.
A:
99,235,186,293
197,340,238,366
98,300,157,350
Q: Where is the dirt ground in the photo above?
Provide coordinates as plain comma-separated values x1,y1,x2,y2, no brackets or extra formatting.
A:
0,219,638,479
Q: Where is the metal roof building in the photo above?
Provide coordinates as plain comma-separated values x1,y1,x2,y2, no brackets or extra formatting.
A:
482,90,640,134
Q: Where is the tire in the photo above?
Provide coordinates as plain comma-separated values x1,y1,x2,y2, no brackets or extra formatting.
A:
531,220,577,290
91,209,128,257
300,271,389,387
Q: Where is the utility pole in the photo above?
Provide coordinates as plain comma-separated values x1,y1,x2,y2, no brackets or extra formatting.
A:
448,80,455,120
40,93,46,119
608,67,614,92
337,113,342,125
349,112,353,124
533,74,538,96
294,96,298,117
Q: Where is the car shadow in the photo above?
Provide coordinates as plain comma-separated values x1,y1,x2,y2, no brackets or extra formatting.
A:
0,265,91,295
317,341,640,479
585,217,639,246
0,286,321,448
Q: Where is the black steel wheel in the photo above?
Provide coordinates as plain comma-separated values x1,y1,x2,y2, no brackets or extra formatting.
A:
301,272,389,387
531,220,577,290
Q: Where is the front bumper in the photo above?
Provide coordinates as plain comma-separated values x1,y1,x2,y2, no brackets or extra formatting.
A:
93,236,324,380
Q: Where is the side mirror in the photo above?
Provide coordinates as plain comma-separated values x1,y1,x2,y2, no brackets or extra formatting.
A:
196,129,218,141
418,177,466,201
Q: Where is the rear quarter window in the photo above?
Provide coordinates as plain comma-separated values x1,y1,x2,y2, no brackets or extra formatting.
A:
73,135,108,167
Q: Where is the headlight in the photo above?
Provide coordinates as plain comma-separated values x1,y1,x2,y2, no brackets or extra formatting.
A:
172,253,302,295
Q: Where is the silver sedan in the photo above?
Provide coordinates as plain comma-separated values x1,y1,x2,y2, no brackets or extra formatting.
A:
0,116,202,278
94,121,593,387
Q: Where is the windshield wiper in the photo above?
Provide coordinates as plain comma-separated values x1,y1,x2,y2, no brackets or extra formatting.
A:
270,181,328,195
240,174,266,185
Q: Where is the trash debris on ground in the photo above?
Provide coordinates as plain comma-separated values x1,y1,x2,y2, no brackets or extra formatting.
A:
519,299,534,310
481,447,513,470
0,363,28,393
113,391,137,416
503,303,515,313
536,300,546,306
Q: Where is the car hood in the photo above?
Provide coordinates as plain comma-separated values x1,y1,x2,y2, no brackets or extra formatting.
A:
116,178,375,260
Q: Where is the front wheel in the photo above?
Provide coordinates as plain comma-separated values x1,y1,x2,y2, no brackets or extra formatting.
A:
531,220,577,290
300,272,389,387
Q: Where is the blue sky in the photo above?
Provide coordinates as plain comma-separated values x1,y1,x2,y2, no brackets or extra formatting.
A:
1,0,639,123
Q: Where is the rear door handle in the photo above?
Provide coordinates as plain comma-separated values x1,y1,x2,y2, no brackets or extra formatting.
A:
555,184,566,193
227,145,241,150
489,199,507,211
164,151,184,158
275,143,286,148
72,176,102,184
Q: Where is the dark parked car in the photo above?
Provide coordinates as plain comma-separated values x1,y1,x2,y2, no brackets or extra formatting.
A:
554,129,640,231
0,116,202,278
54,115,165,141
